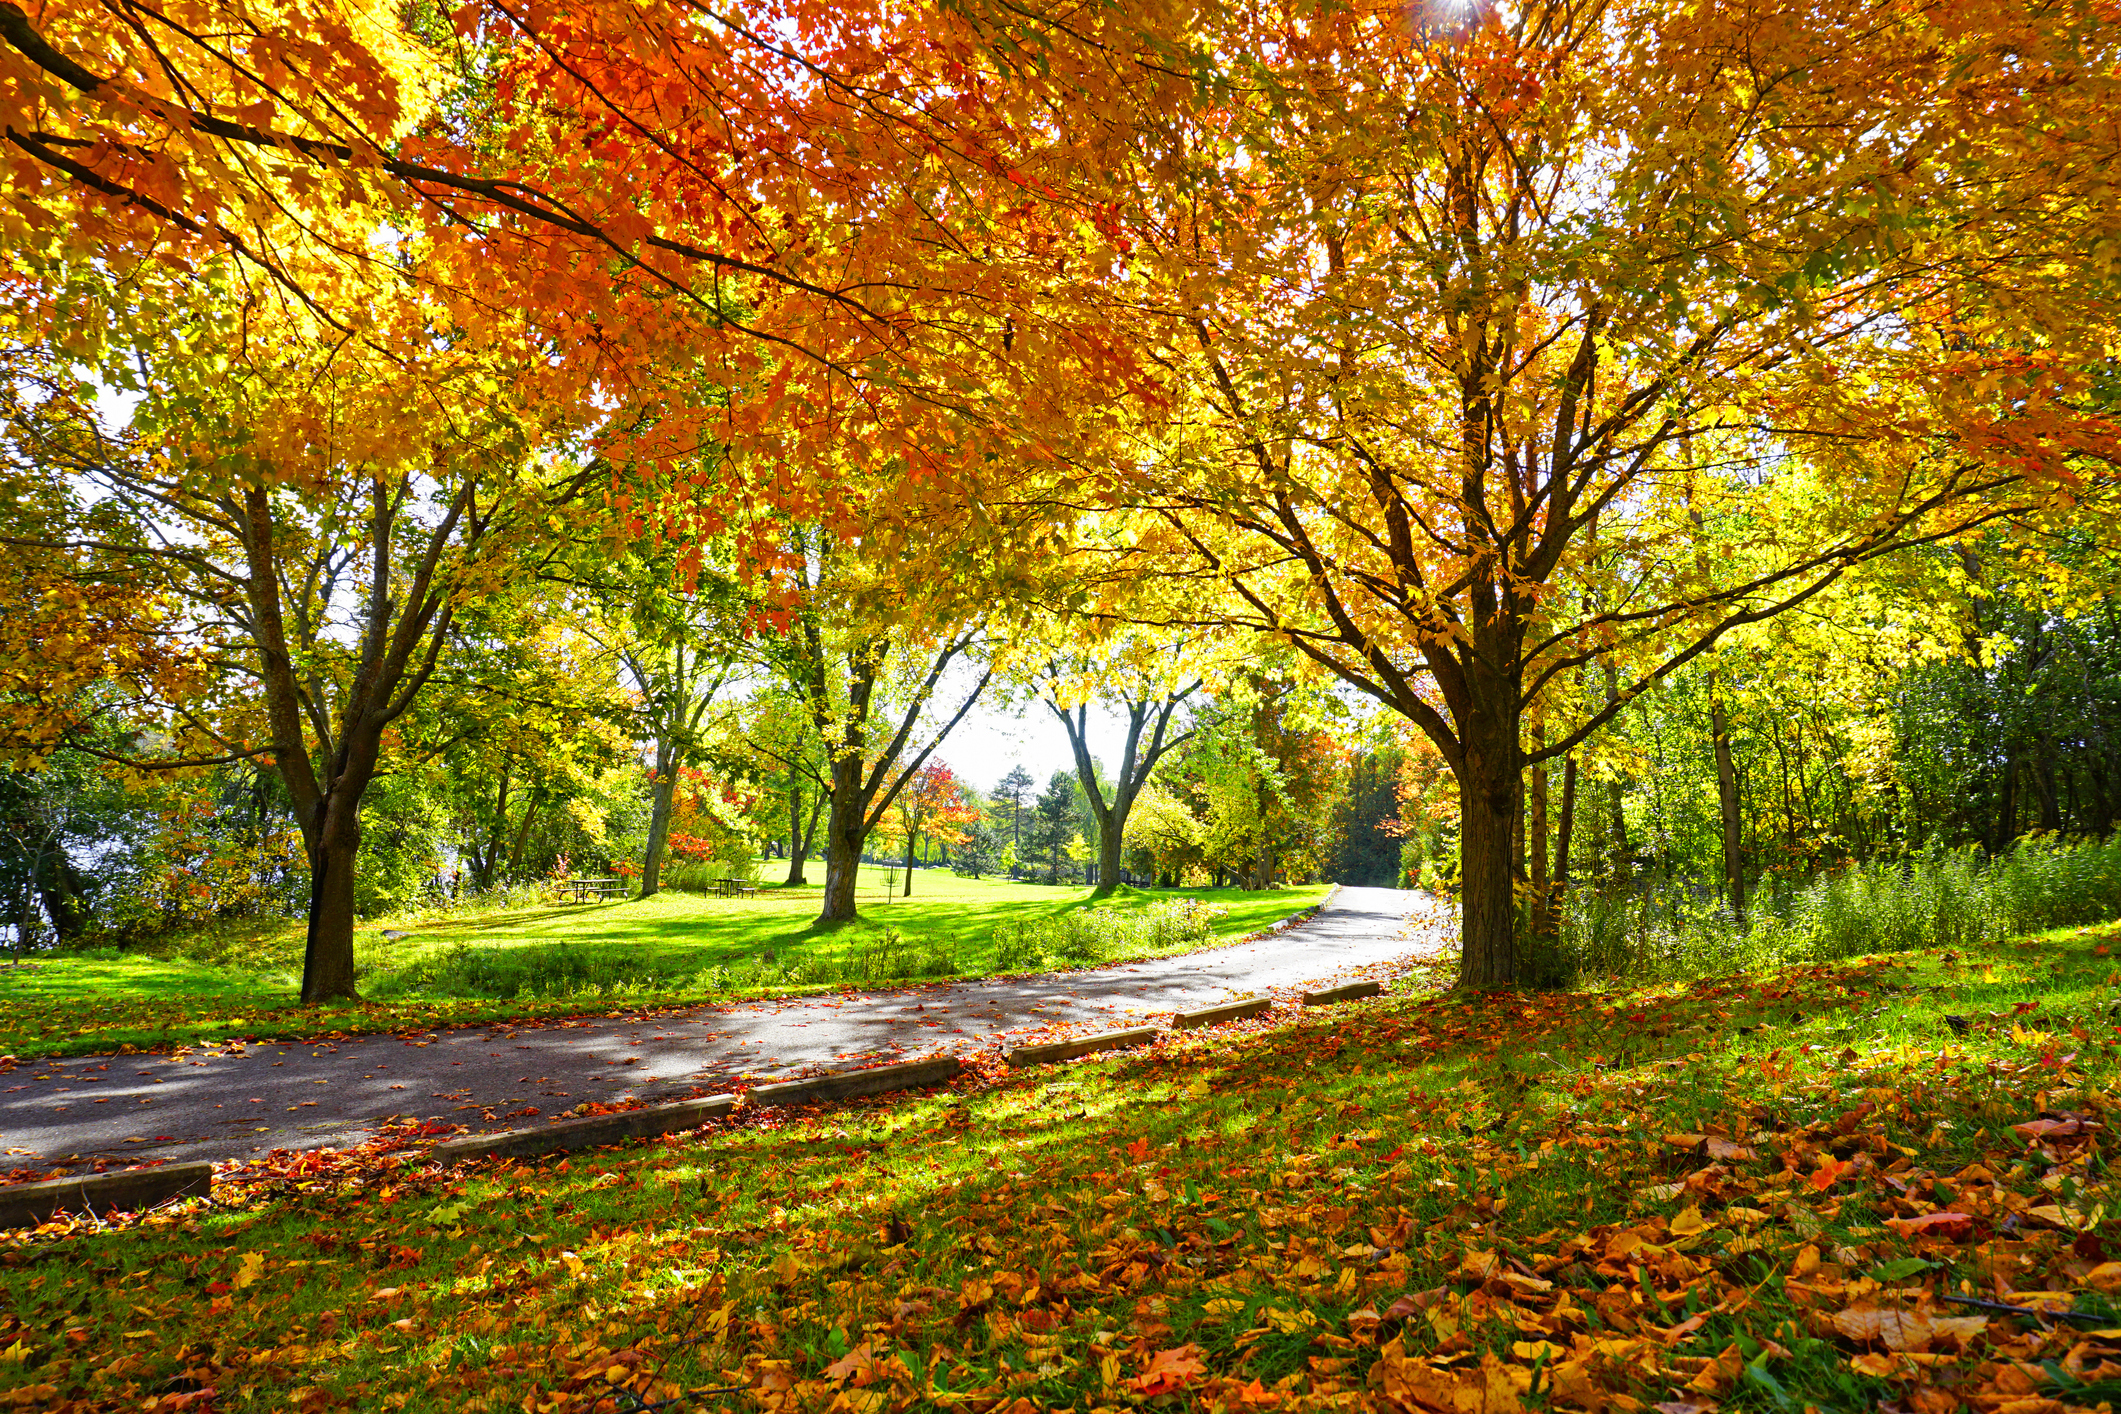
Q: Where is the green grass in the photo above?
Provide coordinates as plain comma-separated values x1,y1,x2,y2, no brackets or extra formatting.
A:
0,871,1330,1060
7,918,2119,1412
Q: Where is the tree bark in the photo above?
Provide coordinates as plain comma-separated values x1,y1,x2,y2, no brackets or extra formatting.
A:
1709,681,1745,922
33,847,90,946
300,800,363,1003
639,740,679,898
1528,747,1549,936
1457,721,1520,990
784,785,812,886
505,792,541,880
818,744,869,921
1551,755,1578,933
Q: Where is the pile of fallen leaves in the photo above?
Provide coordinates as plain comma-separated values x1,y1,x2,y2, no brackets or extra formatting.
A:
4,927,2121,1413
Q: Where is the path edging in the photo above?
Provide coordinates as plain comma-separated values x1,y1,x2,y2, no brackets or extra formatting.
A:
1303,979,1385,1006
1171,997,1274,1029
1005,1026,1158,1068
428,1055,962,1163
0,1161,214,1230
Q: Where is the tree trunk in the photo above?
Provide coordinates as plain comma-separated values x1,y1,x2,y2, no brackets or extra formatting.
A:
1097,814,1124,896
1996,757,2019,851
639,741,679,899
33,848,90,946
1552,755,1578,933
785,785,809,886
902,825,917,896
818,753,867,922
506,792,540,880
1528,749,1549,936
473,757,511,890
1709,686,1745,922
1457,709,1520,991
300,805,362,1003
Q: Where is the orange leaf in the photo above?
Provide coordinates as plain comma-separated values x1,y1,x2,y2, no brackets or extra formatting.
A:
822,1341,873,1383
1126,1343,1207,1395
1808,1154,1852,1191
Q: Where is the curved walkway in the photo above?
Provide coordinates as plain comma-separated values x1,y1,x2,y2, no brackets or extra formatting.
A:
0,886,1448,1166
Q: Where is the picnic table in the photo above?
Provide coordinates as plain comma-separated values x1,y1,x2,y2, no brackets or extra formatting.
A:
713,877,760,899
564,876,628,902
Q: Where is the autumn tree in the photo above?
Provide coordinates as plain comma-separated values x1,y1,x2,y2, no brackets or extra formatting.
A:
567,552,748,898
887,762,977,896
747,526,992,922
709,691,831,887
0,272,596,1000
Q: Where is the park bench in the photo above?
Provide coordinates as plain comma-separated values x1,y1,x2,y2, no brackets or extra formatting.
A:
714,878,761,899
565,876,627,902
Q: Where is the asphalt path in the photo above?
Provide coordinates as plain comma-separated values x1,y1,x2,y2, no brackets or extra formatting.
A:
0,885,1446,1166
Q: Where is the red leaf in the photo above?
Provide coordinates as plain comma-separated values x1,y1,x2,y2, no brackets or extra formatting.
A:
1124,1137,1151,1162
1884,1212,1973,1241
1808,1154,1853,1191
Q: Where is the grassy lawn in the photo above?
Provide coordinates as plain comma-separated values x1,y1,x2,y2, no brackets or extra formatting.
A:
6,921,2119,1412
0,871,1331,1060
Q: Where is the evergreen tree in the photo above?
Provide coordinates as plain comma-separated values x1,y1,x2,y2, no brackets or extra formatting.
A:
1027,770,1084,884
990,765,1035,855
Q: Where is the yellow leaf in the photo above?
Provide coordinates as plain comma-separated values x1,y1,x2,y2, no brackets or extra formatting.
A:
1670,1205,1712,1237
232,1253,264,1290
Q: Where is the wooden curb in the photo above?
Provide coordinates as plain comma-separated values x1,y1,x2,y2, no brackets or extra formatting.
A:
0,1161,214,1230
1005,1026,1159,1068
1302,980,1385,1007
428,1055,963,1164
1171,998,1274,1030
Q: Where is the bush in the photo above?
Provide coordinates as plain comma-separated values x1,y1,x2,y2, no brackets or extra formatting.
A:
1547,835,2121,986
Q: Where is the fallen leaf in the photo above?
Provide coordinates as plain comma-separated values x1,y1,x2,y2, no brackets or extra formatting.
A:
1126,1343,1207,1396
1884,1213,1973,1242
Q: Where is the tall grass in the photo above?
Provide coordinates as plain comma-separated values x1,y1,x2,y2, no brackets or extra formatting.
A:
360,927,961,1001
993,897,1226,972
1545,835,2121,985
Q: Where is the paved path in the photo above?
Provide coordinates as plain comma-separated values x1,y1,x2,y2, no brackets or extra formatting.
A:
0,887,1447,1166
